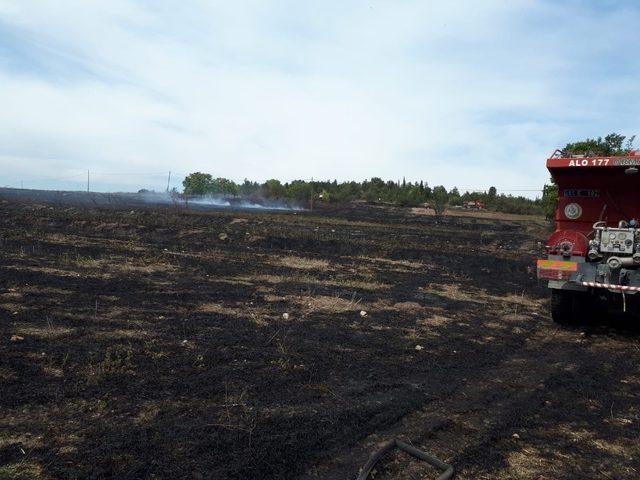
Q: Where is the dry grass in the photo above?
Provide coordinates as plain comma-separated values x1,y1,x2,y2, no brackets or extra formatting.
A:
505,448,556,479
197,302,240,315
410,207,545,222
290,294,363,314
92,258,178,275
3,264,104,280
423,283,542,311
235,273,390,291
417,314,453,327
0,291,23,300
358,257,428,275
263,294,286,302
272,255,331,271
134,402,162,425
370,299,426,313
177,228,205,237
197,302,271,326
0,462,47,480
391,301,424,312
93,328,155,340
14,324,76,339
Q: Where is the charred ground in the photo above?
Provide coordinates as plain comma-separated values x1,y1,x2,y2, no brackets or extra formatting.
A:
0,201,638,479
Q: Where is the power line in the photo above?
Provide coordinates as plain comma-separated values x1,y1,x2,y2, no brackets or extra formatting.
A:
15,171,174,179
6,170,182,191
15,172,87,181
498,189,544,192
90,172,169,176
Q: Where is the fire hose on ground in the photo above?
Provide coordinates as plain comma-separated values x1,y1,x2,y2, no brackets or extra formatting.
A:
356,438,454,480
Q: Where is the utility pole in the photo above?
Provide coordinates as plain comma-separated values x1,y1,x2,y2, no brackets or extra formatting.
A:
87,170,90,193
167,171,171,192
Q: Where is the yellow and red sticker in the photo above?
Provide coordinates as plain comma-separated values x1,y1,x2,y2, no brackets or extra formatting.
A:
536,259,578,271
537,259,578,280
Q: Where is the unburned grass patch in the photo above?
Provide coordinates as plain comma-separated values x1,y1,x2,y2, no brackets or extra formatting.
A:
273,255,331,271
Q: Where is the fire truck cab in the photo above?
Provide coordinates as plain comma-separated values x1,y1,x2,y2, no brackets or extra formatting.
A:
537,150,640,323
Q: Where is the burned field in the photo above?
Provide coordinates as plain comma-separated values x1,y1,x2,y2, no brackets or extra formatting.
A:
1,201,639,479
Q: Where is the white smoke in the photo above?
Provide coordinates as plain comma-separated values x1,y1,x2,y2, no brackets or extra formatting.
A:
188,196,231,207
190,196,304,211
140,192,304,211
0,187,305,211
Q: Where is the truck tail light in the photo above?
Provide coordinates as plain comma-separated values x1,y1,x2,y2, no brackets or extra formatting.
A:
536,259,578,280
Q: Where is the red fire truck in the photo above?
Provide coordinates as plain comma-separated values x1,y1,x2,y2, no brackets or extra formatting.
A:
537,150,640,323
463,200,486,210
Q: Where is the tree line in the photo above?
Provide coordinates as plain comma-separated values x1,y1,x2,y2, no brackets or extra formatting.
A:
182,172,543,215
177,133,636,218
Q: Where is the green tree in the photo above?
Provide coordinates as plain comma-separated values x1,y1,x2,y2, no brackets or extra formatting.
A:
563,132,636,156
432,185,448,216
182,172,213,195
363,177,386,202
239,179,260,196
264,179,286,199
397,185,424,207
448,186,462,206
422,182,432,199
210,177,238,196
180,171,545,215
286,180,314,203
541,181,558,221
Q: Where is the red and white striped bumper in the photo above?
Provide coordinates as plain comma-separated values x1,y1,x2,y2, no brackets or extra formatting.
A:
580,282,640,292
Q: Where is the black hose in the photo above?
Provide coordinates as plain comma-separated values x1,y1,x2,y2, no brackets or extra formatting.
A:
356,439,454,480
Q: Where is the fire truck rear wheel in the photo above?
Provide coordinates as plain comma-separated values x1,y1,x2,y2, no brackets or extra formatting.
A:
551,289,580,324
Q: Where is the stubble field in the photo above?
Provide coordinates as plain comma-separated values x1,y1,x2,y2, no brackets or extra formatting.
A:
1,200,639,479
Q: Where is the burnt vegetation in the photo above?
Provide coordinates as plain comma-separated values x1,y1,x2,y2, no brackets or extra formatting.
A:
1,200,639,479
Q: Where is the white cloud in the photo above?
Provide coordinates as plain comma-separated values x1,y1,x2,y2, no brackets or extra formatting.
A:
1,1,639,194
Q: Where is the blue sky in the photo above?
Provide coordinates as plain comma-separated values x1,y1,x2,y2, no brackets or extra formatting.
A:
1,1,639,196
